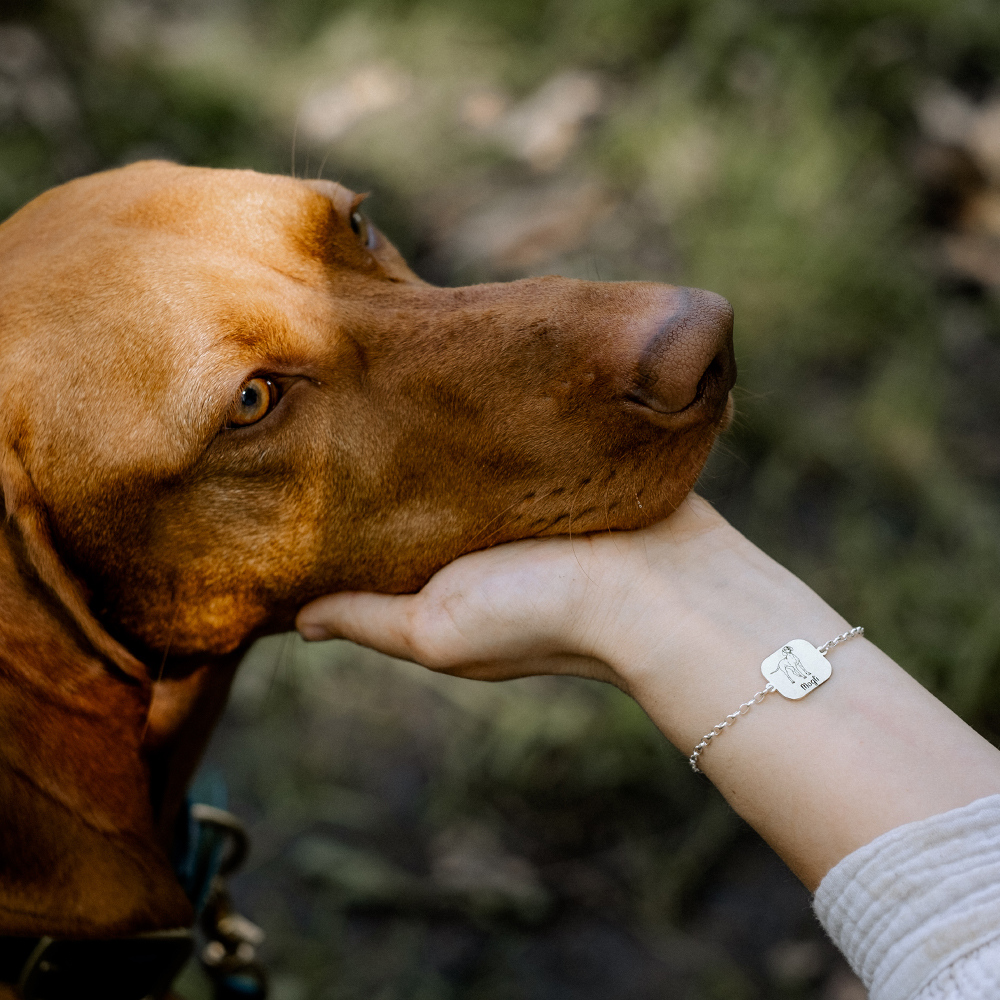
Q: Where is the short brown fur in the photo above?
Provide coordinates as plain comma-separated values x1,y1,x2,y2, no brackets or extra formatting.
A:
0,162,735,941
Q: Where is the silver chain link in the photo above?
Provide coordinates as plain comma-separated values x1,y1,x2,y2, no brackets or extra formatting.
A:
816,625,865,656
688,627,864,773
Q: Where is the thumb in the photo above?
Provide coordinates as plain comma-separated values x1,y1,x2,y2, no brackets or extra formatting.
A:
296,591,427,662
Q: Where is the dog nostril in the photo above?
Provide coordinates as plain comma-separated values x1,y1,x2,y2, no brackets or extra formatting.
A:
626,288,735,417
626,355,722,413
696,350,727,397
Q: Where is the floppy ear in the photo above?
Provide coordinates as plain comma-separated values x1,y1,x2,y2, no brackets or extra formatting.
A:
0,438,148,682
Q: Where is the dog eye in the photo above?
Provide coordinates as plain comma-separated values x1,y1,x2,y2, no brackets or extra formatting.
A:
350,211,375,249
227,377,280,427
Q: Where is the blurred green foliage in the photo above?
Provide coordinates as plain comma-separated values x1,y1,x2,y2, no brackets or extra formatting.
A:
7,0,997,726
4,0,1000,996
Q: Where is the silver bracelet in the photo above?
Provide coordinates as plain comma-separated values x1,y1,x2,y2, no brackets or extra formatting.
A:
688,627,864,773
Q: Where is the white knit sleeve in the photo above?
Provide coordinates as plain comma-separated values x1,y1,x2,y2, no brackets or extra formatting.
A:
813,794,1000,1000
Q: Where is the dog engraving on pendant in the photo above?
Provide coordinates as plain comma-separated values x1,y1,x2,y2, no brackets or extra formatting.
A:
761,639,831,700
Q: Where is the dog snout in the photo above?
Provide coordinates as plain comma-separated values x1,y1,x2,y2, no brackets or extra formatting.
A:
623,287,735,420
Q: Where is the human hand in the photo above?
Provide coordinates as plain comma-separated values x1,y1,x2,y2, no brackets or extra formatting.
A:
295,494,759,692
298,493,1000,895
296,523,643,689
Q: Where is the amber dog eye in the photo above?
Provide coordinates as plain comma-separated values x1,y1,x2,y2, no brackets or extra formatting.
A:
350,211,375,248
227,377,280,427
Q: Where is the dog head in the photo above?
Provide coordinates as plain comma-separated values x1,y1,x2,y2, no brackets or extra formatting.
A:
0,161,734,665
0,161,735,937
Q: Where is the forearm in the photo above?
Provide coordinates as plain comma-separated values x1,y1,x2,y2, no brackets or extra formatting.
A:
598,511,1000,889
297,495,1000,890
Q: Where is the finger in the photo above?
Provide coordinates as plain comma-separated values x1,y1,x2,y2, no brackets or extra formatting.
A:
296,591,426,661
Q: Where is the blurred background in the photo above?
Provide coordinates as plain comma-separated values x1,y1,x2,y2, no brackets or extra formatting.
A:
4,0,1000,997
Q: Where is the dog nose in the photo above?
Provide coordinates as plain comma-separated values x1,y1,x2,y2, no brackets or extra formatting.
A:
624,287,735,418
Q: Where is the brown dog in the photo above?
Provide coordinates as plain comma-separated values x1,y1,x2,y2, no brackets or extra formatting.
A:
0,162,734,950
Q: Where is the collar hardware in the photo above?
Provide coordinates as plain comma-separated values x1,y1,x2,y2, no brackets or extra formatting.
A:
3,929,193,1000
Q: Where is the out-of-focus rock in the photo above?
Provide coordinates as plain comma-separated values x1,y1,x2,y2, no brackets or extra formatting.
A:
19,75,77,133
646,121,719,220
0,25,46,78
916,81,977,148
914,80,1000,286
910,141,985,229
943,231,1000,286
961,188,1000,235
460,88,510,131
968,98,1000,184
91,0,156,58
300,62,412,143
498,71,602,172
448,180,615,272
0,25,78,136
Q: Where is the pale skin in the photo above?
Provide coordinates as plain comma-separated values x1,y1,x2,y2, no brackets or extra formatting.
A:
297,494,1000,892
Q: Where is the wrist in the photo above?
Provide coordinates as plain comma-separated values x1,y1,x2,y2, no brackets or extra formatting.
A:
563,498,1000,893
584,519,850,749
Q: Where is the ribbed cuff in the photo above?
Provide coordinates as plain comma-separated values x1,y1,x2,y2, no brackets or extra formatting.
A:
813,794,1000,1000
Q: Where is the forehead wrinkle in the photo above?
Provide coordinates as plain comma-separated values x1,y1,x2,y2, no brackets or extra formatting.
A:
212,304,301,361
115,186,342,289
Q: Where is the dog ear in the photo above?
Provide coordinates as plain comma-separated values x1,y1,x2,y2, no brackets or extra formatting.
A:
0,439,148,682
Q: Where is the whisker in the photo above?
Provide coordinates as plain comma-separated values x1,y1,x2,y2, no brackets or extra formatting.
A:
603,477,624,557
316,147,334,180
476,492,558,547
636,488,652,570
478,512,533,547
567,484,594,584
466,494,539,549
290,84,316,179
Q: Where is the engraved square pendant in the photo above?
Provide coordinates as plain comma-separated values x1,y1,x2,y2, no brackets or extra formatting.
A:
760,639,831,700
